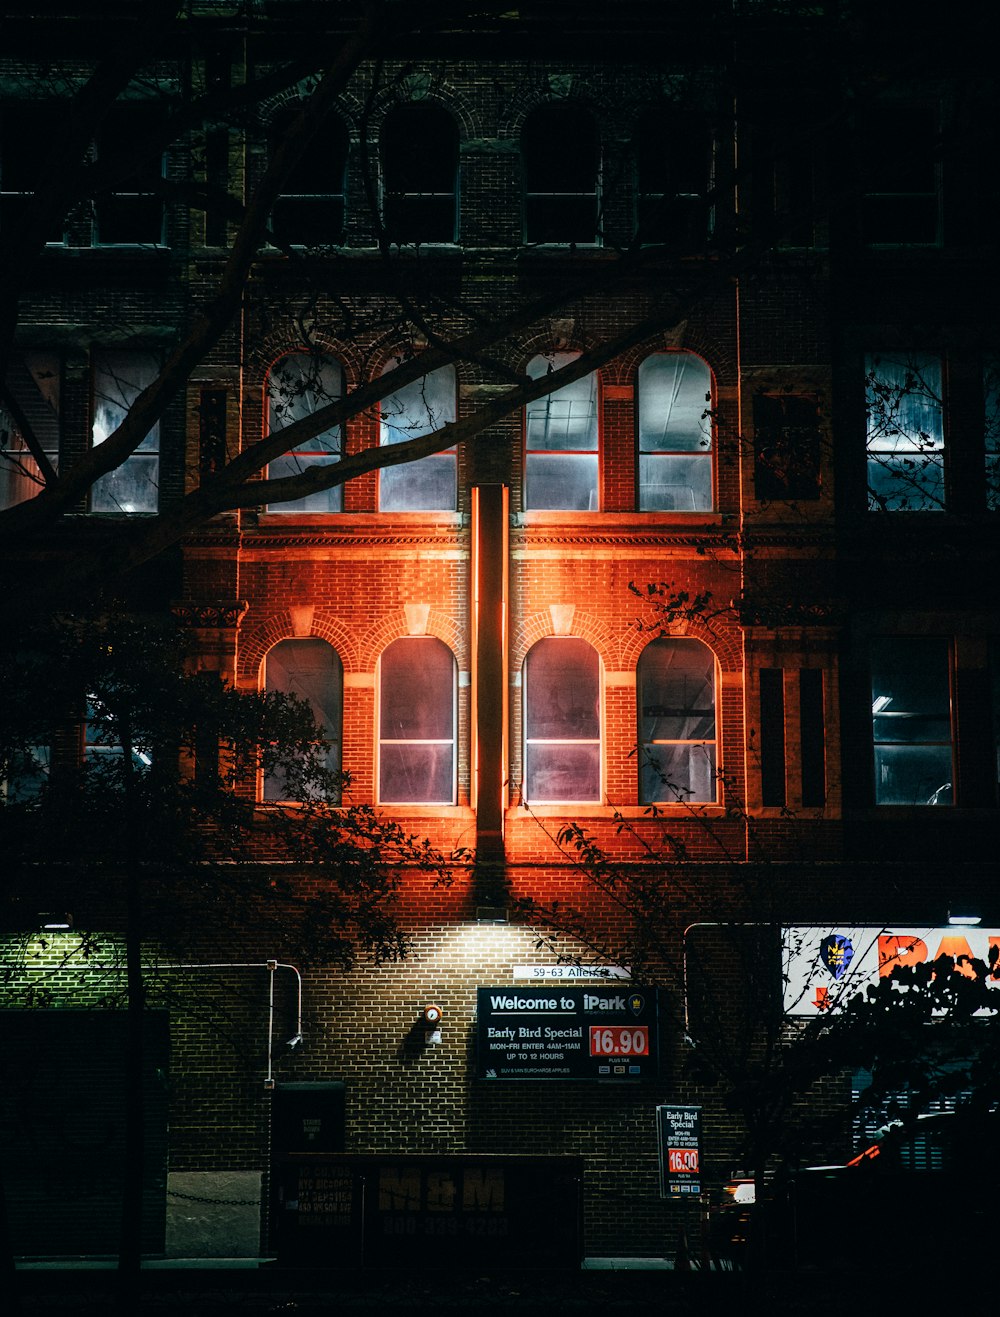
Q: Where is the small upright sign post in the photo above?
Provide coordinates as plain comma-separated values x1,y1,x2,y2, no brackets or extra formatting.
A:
656,1105,702,1198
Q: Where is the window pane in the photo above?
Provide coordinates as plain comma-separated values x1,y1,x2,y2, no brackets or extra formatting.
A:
526,354,598,450
640,743,716,804
95,105,166,245
267,353,343,513
381,104,458,244
90,350,159,513
984,355,1000,512
379,364,456,510
637,637,717,805
522,105,599,244
638,639,715,741
525,453,598,510
871,637,952,805
270,109,348,246
525,743,600,804
379,637,456,804
1,351,60,509
865,352,944,511
379,743,455,804
638,354,712,453
263,638,342,802
638,454,712,511
525,638,600,741
380,638,455,740
752,394,821,501
860,106,938,245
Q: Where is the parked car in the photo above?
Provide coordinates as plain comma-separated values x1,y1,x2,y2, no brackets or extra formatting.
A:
714,1109,999,1272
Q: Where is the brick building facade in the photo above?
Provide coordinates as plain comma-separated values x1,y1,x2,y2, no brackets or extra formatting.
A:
1,1,998,1262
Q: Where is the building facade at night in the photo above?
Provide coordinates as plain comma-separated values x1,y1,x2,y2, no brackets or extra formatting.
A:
1,1,998,1262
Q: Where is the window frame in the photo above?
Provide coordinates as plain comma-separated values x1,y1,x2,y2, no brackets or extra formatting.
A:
870,636,954,807
521,103,601,247
523,352,600,512
523,636,603,806
377,637,457,806
0,101,68,244
268,103,348,248
93,103,168,248
865,351,946,512
636,637,719,806
378,359,457,512
380,102,459,246
636,351,715,512
260,637,344,804
88,348,161,514
1,349,61,511
264,351,344,514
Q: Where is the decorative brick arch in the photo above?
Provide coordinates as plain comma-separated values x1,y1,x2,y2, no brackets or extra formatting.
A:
511,610,616,672
238,611,359,684
620,619,742,676
365,79,479,143
359,609,466,673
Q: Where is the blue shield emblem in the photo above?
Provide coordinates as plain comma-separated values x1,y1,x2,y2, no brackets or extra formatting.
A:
628,994,645,1015
819,934,853,981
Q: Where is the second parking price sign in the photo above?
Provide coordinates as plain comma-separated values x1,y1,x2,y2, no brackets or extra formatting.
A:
656,1105,702,1197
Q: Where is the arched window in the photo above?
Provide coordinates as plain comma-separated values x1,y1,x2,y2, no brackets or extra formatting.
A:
379,637,456,804
266,353,344,513
637,638,717,803
379,361,456,510
524,637,601,803
262,638,343,802
381,103,459,244
637,352,713,511
633,109,710,250
522,104,599,245
524,352,598,510
269,105,348,246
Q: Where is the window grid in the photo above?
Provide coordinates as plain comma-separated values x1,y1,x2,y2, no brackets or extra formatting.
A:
524,353,599,511
637,352,713,512
265,352,344,513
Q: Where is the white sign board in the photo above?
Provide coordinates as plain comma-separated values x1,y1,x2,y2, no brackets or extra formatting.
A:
512,965,631,982
783,925,1000,1016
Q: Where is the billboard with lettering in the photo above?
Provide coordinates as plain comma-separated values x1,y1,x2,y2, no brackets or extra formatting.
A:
783,925,1000,1016
476,985,659,1080
656,1105,702,1197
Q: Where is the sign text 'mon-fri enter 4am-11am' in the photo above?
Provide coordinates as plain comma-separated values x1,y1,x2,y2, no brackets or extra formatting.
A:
476,986,659,1081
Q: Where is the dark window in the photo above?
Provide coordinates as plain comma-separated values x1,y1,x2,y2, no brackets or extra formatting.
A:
800,668,826,808
94,104,166,245
266,353,343,513
379,637,456,804
524,353,598,510
871,637,953,805
522,104,599,245
637,638,717,804
381,103,458,244
638,352,713,511
524,637,601,804
759,668,786,807
860,105,939,246
751,119,818,248
633,109,710,249
269,105,348,246
753,394,822,501
865,352,945,511
984,355,1000,512
379,362,456,511
263,639,343,803
1,350,60,510
90,349,160,513
0,102,67,242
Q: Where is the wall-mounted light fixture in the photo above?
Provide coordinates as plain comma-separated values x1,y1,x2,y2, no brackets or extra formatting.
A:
38,913,73,931
475,906,508,925
947,909,982,927
423,1003,444,1044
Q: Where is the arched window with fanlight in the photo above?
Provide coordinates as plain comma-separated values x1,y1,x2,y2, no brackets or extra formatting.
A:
266,352,344,513
524,352,598,510
637,352,714,511
262,638,343,802
379,637,456,804
523,637,601,804
637,637,717,803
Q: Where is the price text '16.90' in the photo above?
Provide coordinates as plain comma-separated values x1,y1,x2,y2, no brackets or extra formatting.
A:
588,1026,649,1057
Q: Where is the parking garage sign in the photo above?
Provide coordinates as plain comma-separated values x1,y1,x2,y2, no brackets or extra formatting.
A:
656,1105,702,1197
477,986,658,1080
